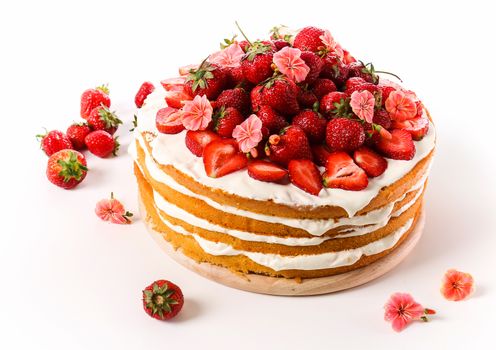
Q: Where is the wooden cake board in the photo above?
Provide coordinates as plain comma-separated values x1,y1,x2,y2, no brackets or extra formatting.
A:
139,199,425,296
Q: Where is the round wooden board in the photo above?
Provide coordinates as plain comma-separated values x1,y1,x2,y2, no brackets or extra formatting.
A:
139,198,425,296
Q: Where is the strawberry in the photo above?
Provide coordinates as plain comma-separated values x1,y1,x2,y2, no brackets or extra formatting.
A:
297,88,318,109
345,81,381,97
375,129,416,160
160,77,185,91
347,61,378,84
293,26,325,52
164,88,193,109
312,78,337,100
46,150,87,189
66,123,91,150
135,81,155,108
288,159,323,196
320,54,350,86
247,160,288,183
142,280,184,321
379,85,396,106
353,147,388,177
272,39,290,51
87,105,122,135
241,46,274,84
203,139,248,178
224,66,246,87
343,49,356,64
37,130,73,156
155,107,184,134
292,110,327,144
300,51,323,85
266,126,312,166
256,105,288,136
260,77,300,116
372,109,392,130
326,118,366,152
250,85,264,112
323,152,368,191
184,60,227,100
345,77,367,91
215,88,250,115
85,130,118,158
311,144,332,167
214,107,244,137
185,130,221,157
319,91,350,118
80,85,110,120
179,64,199,76
392,115,429,141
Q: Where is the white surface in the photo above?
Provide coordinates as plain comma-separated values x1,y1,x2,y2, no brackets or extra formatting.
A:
1,1,495,349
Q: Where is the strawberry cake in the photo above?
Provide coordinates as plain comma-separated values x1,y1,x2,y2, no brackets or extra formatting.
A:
130,25,435,281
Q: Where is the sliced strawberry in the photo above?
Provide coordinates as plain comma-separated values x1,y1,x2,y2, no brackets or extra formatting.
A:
203,139,248,178
178,64,199,76
376,129,416,160
311,144,332,167
288,159,323,196
391,115,429,141
165,89,192,108
161,77,185,91
353,147,388,177
185,130,221,157
323,152,368,191
155,107,184,134
247,160,288,183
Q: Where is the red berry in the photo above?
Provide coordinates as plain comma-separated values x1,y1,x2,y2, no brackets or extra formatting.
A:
312,78,337,100
155,107,184,134
247,160,288,183
37,130,73,156
214,107,244,138
375,129,416,160
320,54,350,86
85,130,118,158
379,85,396,106
345,81,380,98
241,42,275,84
142,280,184,321
87,105,122,135
256,105,288,136
203,139,248,178
80,85,110,120
267,125,312,166
297,88,318,109
392,115,429,141
326,118,366,152
353,147,388,177
135,81,155,108
292,110,327,144
215,88,250,115
46,150,87,189
272,39,290,51
66,123,91,150
160,77,185,92
293,26,325,52
323,152,368,191
184,61,227,100
373,109,392,130
319,92,349,118
164,88,193,109
345,77,367,91
224,66,246,87
185,130,221,157
311,144,332,167
300,51,323,85
347,61,378,84
288,159,323,196
261,77,300,116
250,85,264,112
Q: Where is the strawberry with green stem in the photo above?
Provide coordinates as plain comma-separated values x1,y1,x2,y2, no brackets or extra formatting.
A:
142,280,184,321
87,104,122,135
184,58,227,100
46,150,88,189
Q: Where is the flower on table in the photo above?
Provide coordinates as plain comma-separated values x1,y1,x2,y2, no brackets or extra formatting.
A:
95,193,133,224
384,292,435,332
441,269,475,301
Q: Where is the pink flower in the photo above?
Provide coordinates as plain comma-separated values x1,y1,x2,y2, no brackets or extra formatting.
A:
319,30,344,59
232,114,263,153
350,90,375,123
181,95,213,131
209,43,245,68
385,90,417,121
384,293,433,332
95,193,133,224
441,269,475,301
273,47,310,83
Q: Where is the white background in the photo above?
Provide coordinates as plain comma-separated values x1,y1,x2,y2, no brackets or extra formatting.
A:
1,0,495,349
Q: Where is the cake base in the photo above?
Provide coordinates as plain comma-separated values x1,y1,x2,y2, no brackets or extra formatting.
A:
139,197,425,296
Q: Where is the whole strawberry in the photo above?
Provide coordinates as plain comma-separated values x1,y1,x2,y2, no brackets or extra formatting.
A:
319,92,350,118
215,88,250,115
46,150,87,189
326,118,365,152
87,105,122,135
214,107,245,137
250,85,264,112
266,125,312,166
297,88,318,109
256,105,288,136
184,60,227,100
292,110,327,144
66,123,91,150
80,85,110,120
260,77,300,116
347,61,378,84
240,42,275,84
320,54,350,86
135,81,155,108
300,51,323,85
142,280,184,321
37,130,73,156
293,26,325,52
85,130,118,158
312,78,337,100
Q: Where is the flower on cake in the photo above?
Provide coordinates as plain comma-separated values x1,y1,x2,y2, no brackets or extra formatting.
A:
319,30,344,59
209,43,245,68
384,292,435,332
350,90,375,123
385,90,417,121
181,95,213,131
441,269,475,301
273,47,310,83
95,193,133,224
232,114,263,153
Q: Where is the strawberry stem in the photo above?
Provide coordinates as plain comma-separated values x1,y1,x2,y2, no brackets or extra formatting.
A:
235,21,252,46
375,70,403,82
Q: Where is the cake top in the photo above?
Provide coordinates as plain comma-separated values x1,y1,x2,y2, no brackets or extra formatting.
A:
137,24,434,199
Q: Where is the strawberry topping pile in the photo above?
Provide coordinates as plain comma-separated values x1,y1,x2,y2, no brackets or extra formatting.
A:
149,24,430,196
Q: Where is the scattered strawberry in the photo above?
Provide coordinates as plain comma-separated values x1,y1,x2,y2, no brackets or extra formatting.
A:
80,85,110,120
300,51,323,85
46,150,87,189
214,107,244,137
288,159,323,196
155,107,184,134
293,26,325,52
37,130,73,156
164,88,193,109
256,105,288,136
135,81,155,108
142,280,184,321
184,60,227,99
215,88,250,115
240,45,275,84
292,110,327,143
312,78,337,100
392,115,429,140
297,88,318,109
375,129,416,160
161,77,185,91
319,91,349,117
87,105,122,135
260,77,300,116
311,144,332,167
323,152,368,191
203,139,248,177
66,123,91,150
353,147,388,177
247,160,288,183
266,125,312,166
326,118,365,152
85,130,118,158
185,130,221,157
320,54,350,86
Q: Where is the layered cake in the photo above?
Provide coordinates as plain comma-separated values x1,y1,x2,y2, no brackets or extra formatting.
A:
130,25,435,280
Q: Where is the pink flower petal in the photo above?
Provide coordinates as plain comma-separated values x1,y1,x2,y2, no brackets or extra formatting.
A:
232,114,263,153
441,269,475,301
181,95,213,131
385,91,417,121
319,30,344,59
209,43,245,68
384,293,425,332
273,47,310,83
95,194,132,225
350,90,375,123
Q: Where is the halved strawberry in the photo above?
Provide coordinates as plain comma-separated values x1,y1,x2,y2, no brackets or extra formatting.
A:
288,159,323,196
161,77,185,91
391,115,429,141
178,64,199,76
353,147,388,177
185,130,221,157
155,107,184,134
311,144,332,167
247,160,288,183
323,152,368,191
375,129,416,160
203,139,248,178
165,89,192,108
